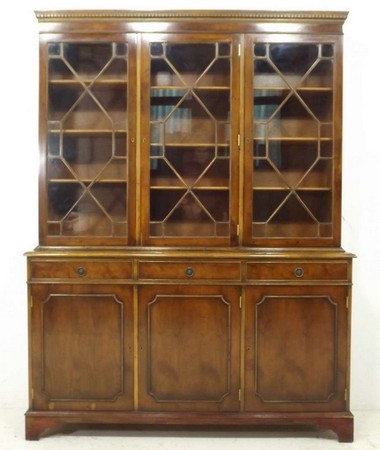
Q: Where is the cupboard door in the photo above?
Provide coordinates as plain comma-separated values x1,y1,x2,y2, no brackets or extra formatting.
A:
29,284,134,411
140,35,240,246
40,36,137,246
244,286,349,412
243,36,342,246
138,285,241,411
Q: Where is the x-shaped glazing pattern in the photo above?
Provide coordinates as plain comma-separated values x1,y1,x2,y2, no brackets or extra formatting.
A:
149,42,231,237
47,42,128,237
253,42,334,237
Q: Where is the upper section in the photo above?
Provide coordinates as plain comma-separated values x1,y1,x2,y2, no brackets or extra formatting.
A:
36,10,348,248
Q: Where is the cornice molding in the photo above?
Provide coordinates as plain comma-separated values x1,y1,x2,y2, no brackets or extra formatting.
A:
35,10,349,24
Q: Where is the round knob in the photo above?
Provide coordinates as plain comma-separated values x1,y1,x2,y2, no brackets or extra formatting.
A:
76,266,87,277
294,267,304,278
185,267,194,278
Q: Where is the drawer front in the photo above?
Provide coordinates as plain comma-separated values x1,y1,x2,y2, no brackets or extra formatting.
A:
247,262,348,281
139,261,241,281
30,260,133,280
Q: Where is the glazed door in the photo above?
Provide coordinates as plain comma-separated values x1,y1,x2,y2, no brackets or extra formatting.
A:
140,35,240,246
243,36,342,246
29,284,134,411
40,36,137,246
244,286,349,412
138,285,241,411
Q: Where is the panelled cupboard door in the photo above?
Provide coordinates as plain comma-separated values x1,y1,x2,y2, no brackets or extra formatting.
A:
39,35,137,246
244,286,349,412
243,35,343,247
29,284,134,411
140,34,240,246
138,285,241,411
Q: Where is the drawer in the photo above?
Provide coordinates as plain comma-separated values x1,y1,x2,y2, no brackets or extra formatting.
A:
139,261,241,281
30,260,133,280
246,262,348,281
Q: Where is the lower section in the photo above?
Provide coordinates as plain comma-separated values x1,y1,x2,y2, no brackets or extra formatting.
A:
25,410,354,442
26,250,354,443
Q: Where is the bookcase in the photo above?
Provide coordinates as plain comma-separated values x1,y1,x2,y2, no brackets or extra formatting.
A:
26,10,353,442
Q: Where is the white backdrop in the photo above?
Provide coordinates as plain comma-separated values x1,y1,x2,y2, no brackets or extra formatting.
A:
0,0,378,411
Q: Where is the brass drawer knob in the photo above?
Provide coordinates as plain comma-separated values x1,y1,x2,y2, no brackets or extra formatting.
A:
185,267,195,277
76,266,87,277
294,267,304,278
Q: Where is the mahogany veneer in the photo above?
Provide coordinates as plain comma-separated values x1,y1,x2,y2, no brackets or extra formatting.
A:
26,10,353,442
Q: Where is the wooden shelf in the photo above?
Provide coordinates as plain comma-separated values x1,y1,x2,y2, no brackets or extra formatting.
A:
150,175,229,186
49,179,127,184
150,185,229,191
150,142,229,148
254,86,332,92
253,186,332,191
254,137,332,142
49,78,127,85
48,129,127,134
151,85,230,90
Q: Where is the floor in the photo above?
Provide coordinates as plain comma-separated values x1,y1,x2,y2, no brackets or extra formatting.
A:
0,409,379,449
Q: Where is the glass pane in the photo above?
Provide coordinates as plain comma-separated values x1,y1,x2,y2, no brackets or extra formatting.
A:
252,42,335,239
149,42,232,238
46,42,128,238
